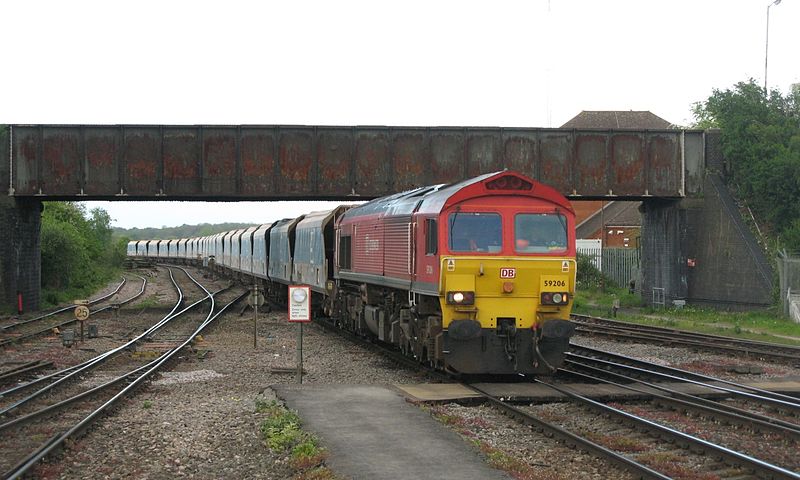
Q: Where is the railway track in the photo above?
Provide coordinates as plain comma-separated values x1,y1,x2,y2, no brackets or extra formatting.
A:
494,380,799,479
568,345,800,416
0,361,53,386
310,311,800,478
0,267,245,478
0,275,147,348
0,277,127,331
571,313,800,365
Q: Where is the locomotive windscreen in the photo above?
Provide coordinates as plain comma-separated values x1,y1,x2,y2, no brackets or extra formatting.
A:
448,212,502,252
514,213,568,253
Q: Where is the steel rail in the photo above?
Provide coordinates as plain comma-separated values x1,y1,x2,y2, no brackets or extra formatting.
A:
565,359,800,434
467,385,671,480
1,277,127,331
0,271,181,415
576,322,800,356
0,275,146,348
570,345,800,409
0,358,160,433
562,365,800,440
574,323,800,364
536,378,800,480
571,314,800,354
312,315,670,477
0,282,225,401
567,351,800,414
4,290,244,480
0,268,222,429
0,362,53,384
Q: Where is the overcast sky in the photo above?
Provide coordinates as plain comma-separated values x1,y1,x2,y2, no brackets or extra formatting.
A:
2,0,798,228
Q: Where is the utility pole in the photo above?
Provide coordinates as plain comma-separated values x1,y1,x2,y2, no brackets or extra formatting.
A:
765,0,782,92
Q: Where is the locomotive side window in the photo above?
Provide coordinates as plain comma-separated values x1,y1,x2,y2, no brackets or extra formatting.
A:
425,218,437,255
514,213,567,253
339,235,352,269
448,213,502,252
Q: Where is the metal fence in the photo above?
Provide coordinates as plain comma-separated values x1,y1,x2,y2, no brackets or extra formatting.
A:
777,250,800,322
577,246,640,289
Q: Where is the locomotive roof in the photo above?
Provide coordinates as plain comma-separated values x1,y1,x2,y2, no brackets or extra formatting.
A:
342,171,572,220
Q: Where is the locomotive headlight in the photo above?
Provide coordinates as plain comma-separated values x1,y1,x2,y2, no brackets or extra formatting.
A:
540,292,569,305
291,288,307,304
446,291,475,305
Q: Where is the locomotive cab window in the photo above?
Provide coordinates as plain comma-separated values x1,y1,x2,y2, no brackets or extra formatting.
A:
425,218,437,255
514,213,567,253
448,212,502,252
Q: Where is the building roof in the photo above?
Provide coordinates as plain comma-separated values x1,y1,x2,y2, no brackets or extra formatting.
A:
560,111,675,129
576,201,641,239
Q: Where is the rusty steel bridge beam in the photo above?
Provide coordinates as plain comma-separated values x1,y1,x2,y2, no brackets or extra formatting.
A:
3,125,703,200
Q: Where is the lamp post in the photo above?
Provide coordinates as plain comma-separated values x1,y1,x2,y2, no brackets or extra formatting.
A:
765,0,781,92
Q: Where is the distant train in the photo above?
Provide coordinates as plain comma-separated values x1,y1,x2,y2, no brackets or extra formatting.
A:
128,170,577,375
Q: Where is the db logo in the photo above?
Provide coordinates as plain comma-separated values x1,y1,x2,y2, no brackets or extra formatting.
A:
499,268,516,279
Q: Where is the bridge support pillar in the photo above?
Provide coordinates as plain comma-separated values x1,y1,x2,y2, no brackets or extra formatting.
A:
0,196,41,313
639,198,688,307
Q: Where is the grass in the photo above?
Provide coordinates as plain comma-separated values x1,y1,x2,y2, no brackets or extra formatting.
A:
40,267,123,309
255,399,342,480
572,286,800,346
131,295,165,310
636,451,721,480
472,439,561,480
580,430,648,453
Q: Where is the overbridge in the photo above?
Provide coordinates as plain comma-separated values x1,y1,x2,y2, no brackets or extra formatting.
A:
3,125,700,199
0,125,771,313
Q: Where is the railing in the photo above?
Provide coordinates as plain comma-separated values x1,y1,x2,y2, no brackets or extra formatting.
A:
577,246,640,289
777,249,800,322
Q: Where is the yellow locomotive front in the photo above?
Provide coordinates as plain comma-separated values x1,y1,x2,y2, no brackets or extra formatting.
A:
437,195,576,375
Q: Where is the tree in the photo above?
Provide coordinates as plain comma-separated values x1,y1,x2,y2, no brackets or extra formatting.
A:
692,80,800,251
40,202,126,305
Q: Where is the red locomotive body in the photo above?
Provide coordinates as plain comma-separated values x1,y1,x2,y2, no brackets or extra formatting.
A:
334,171,576,375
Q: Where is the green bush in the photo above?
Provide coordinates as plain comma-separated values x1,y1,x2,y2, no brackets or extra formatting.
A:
576,252,612,289
40,202,127,306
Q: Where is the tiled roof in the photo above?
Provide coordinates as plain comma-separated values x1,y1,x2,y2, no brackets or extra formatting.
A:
560,111,675,129
576,201,641,239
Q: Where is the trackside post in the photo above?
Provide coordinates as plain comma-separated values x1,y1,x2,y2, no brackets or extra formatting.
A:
288,285,311,384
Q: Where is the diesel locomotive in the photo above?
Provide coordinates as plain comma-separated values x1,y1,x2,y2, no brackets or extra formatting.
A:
128,170,577,375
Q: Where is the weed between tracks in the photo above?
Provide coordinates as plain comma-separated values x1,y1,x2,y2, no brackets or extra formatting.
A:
255,399,341,480
636,452,721,480
579,430,648,453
